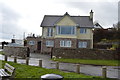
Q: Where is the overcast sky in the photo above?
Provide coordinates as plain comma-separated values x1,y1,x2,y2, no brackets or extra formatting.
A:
0,0,119,42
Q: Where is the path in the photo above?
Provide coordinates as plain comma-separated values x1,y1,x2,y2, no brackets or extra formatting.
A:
0,53,119,79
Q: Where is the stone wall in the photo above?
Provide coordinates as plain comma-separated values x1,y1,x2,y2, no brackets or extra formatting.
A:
3,46,28,58
52,48,119,60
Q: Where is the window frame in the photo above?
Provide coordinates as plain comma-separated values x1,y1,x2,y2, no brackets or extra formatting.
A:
47,27,53,37
46,40,54,47
56,26,76,35
78,41,87,48
60,40,71,47
80,28,87,34
29,41,35,45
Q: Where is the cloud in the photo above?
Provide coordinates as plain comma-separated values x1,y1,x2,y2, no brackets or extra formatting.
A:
118,1,120,22
0,3,24,41
57,1,118,27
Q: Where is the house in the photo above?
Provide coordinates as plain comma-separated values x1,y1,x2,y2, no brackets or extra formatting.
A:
26,36,41,53
94,22,103,29
40,10,94,53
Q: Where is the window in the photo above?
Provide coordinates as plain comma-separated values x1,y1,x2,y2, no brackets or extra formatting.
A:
60,40,71,47
80,28,87,34
57,26,76,35
29,41,35,45
46,41,54,47
47,27,53,37
78,41,87,48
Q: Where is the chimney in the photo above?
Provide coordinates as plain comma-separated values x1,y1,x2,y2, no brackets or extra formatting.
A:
90,10,93,20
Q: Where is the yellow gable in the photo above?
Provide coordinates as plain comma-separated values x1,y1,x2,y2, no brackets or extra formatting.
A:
56,15,77,26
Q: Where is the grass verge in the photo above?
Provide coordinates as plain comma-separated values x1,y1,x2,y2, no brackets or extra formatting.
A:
52,58,119,66
0,51,4,55
1,60,99,78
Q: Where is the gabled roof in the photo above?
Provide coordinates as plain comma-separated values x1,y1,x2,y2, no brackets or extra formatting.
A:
54,12,77,25
94,23,103,29
40,12,94,28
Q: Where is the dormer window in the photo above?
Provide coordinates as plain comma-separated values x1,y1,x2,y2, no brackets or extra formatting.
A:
57,26,76,35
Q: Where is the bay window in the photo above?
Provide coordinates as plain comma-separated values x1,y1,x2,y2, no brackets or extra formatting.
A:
57,26,76,35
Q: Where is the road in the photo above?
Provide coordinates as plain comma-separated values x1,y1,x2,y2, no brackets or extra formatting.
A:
0,53,119,79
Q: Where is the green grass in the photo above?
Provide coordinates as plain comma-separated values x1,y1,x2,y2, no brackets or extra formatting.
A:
52,58,119,66
1,60,99,78
0,51,4,55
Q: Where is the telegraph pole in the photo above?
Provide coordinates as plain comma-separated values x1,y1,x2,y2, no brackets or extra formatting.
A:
23,32,25,40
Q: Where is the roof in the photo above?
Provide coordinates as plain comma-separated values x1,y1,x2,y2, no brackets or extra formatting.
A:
94,23,103,29
40,13,94,28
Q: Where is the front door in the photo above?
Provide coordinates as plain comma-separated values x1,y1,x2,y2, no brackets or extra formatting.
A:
37,41,41,51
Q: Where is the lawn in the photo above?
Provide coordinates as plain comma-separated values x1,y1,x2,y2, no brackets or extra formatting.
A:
52,58,119,66
1,60,98,78
0,51,4,55
0,61,117,80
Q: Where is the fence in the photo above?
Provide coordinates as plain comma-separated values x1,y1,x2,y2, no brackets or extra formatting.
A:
3,55,107,78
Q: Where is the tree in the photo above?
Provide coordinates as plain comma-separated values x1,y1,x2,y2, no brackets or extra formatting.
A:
2,41,8,49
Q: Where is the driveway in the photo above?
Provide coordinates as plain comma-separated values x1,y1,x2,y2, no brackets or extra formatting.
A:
0,53,119,79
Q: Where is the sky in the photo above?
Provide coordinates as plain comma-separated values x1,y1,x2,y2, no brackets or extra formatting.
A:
0,0,119,42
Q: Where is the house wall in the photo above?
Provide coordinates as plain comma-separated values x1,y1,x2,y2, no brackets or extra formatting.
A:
77,28,93,48
41,38,54,53
77,28,93,39
27,37,41,53
54,38,77,48
42,27,55,38
77,39,91,48
56,15,77,26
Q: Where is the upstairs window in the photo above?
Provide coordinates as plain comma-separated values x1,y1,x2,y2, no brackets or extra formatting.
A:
46,40,54,47
78,41,87,48
80,28,87,34
47,27,53,37
60,40,71,47
57,26,76,35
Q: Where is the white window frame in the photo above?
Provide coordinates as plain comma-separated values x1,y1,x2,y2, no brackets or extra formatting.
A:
60,40,71,47
47,27,53,37
80,28,87,34
56,26,76,35
29,41,35,45
46,40,54,47
78,41,87,48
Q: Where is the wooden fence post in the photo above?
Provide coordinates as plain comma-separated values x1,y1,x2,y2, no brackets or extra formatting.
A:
26,57,29,65
14,57,17,63
102,66,107,78
56,61,59,69
5,55,7,61
76,64,80,74
39,60,42,67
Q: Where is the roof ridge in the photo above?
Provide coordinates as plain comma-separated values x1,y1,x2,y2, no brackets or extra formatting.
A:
45,15,90,17
45,15,63,17
71,16,89,17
